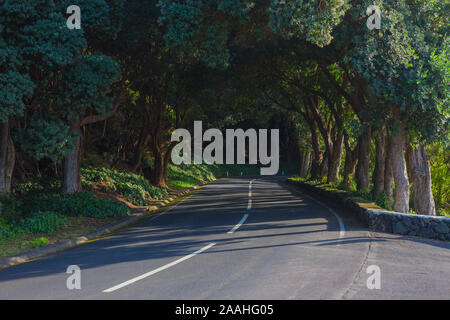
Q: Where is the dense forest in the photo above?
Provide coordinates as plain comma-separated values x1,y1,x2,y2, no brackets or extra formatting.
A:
0,0,448,251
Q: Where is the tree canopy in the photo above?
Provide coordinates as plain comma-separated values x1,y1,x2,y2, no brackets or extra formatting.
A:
0,0,448,217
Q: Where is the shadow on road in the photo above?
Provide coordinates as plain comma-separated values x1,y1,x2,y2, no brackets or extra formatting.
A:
0,177,447,283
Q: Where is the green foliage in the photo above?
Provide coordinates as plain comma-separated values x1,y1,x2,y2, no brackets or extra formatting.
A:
14,179,61,196
289,176,308,183
24,192,130,219
0,71,34,121
13,211,68,235
352,189,373,202
29,237,49,248
0,0,85,122
56,54,121,121
158,0,349,67
436,207,450,218
1,0,448,230
1,0,122,166
168,163,224,189
115,182,152,206
0,223,13,240
14,115,74,161
429,145,450,212
375,191,392,211
81,167,169,203
168,163,295,190
0,189,128,241
0,194,23,223
345,0,448,142
0,208,68,241
268,0,349,47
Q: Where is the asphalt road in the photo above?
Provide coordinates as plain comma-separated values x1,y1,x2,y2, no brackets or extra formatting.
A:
0,177,449,299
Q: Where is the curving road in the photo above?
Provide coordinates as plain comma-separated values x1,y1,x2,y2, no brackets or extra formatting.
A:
0,177,449,299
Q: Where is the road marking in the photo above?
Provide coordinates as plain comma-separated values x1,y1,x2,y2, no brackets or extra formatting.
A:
228,179,254,234
103,243,216,293
297,190,346,240
247,179,254,210
283,181,345,242
227,214,249,234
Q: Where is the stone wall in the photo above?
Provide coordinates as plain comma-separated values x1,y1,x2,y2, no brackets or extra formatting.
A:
286,179,450,241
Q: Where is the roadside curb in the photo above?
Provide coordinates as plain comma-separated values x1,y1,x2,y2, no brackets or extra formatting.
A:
285,179,450,242
0,179,215,270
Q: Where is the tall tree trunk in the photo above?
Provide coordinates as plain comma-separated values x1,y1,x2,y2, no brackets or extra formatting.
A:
299,150,312,178
151,148,168,189
308,98,342,183
305,151,312,177
63,120,82,194
384,134,394,206
299,151,306,177
356,125,372,190
327,131,344,183
320,155,328,178
390,113,409,213
5,135,15,193
162,148,173,185
406,145,436,216
132,127,149,172
372,126,386,198
0,120,15,195
63,84,125,194
342,134,358,190
309,122,323,180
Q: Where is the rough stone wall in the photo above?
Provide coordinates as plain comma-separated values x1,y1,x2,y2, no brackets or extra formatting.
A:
287,180,450,241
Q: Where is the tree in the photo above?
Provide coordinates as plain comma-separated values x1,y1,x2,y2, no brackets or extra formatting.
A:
341,0,448,212
0,0,86,194
58,55,121,193
406,145,436,216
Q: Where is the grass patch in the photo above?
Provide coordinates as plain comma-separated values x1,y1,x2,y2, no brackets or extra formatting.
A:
168,164,224,189
29,237,49,248
23,192,130,219
288,176,383,209
0,216,118,258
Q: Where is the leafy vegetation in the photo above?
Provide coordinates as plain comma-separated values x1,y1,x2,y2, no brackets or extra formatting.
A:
23,192,130,219
12,211,68,235
168,164,224,190
0,0,448,256
29,237,49,248
290,176,448,217
81,167,169,204
0,210,68,241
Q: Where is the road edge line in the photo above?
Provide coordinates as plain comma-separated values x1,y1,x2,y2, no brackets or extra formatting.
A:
282,180,346,240
103,242,216,293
